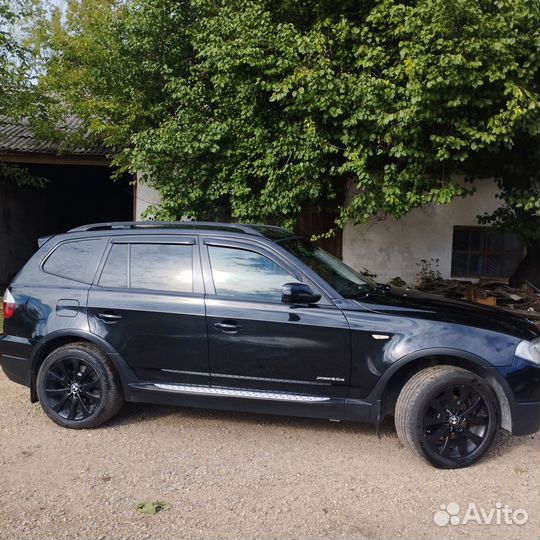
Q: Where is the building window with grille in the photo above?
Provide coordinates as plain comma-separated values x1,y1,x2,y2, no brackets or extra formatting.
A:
451,227,524,278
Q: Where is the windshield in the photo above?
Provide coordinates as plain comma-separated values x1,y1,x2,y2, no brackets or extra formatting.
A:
278,237,377,299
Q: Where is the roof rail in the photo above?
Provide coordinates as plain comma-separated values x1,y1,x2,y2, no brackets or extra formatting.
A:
67,221,264,235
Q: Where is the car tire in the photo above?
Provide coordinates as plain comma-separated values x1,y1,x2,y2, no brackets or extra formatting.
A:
36,342,123,429
395,365,498,468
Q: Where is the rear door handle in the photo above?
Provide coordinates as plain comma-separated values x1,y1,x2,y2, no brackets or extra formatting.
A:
214,321,243,334
97,312,123,323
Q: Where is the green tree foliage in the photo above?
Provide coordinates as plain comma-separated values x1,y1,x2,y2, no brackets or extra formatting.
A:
0,0,47,186
1,1,29,115
0,0,47,116
38,0,540,238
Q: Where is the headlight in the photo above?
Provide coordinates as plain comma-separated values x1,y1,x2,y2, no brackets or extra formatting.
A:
515,338,540,366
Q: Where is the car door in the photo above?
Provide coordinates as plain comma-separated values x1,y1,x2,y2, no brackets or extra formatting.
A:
201,237,351,398
87,235,209,385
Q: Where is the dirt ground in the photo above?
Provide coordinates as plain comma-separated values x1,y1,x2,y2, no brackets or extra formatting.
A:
0,369,538,540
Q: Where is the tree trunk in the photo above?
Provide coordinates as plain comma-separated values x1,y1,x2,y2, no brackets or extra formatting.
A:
509,239,540,289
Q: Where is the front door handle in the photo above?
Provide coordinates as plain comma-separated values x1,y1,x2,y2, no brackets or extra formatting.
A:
97,312,123,323
214,321,243,334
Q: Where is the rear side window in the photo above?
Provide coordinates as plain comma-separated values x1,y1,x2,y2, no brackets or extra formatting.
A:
98,243,193,293
43,239,103,283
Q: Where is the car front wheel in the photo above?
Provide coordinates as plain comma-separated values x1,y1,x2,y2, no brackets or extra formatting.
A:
36,342,123,428
395,365,498,468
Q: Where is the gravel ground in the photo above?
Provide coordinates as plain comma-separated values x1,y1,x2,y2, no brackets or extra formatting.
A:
0,369,538,540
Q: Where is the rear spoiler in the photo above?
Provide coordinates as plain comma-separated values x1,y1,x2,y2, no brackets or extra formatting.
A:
37,235,53,248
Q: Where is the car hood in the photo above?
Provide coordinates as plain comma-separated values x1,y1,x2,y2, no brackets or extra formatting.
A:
349,286,539,341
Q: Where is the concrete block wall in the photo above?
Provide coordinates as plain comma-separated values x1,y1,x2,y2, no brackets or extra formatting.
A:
342,179,502,284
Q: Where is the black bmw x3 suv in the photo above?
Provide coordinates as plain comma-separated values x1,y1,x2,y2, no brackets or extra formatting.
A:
1,221,539,468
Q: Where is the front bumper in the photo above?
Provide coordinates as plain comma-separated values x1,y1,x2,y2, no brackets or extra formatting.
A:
501,356,540,436
0,335,33,387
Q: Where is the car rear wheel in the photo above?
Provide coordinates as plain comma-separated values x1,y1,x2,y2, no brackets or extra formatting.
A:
36,342,123,428
395,365,498,468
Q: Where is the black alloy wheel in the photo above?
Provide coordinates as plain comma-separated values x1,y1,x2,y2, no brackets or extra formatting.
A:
37,343,123,428
43,356,102,421
422,384,493,462
395,365,498,468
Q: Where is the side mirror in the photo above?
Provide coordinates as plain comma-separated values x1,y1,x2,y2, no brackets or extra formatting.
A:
281,282,321,305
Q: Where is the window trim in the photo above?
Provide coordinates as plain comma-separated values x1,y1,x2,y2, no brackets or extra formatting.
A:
92,236,204,295
451,225,525,279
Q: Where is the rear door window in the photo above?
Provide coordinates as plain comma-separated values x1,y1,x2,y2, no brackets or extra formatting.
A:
98,242,193,293
131,244,193,292
43,239,104,283
98,244,128,288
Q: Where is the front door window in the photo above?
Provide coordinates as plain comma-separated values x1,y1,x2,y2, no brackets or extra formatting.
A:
208,245,295,302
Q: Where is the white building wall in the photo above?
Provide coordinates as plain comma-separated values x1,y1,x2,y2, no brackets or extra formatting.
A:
134,177,161,220
342,179,502,285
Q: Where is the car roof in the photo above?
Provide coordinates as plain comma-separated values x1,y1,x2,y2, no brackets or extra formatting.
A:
66,221,296,241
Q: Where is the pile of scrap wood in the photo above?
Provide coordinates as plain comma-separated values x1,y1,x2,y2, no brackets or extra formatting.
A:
417,278,540,320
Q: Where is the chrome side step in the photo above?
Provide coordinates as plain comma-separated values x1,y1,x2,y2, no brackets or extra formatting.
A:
149,383,330,403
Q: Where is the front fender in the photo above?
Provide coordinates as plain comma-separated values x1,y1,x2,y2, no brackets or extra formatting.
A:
367,347,524,435
345,309,520,400
368,347,511,401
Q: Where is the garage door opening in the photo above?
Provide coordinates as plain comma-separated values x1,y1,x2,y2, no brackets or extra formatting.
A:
0,163,133,287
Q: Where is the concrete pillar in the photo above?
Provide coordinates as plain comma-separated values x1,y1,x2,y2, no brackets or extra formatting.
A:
134,175,162,220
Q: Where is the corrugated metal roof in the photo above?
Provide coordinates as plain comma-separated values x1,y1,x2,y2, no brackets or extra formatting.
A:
0,116,108,156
